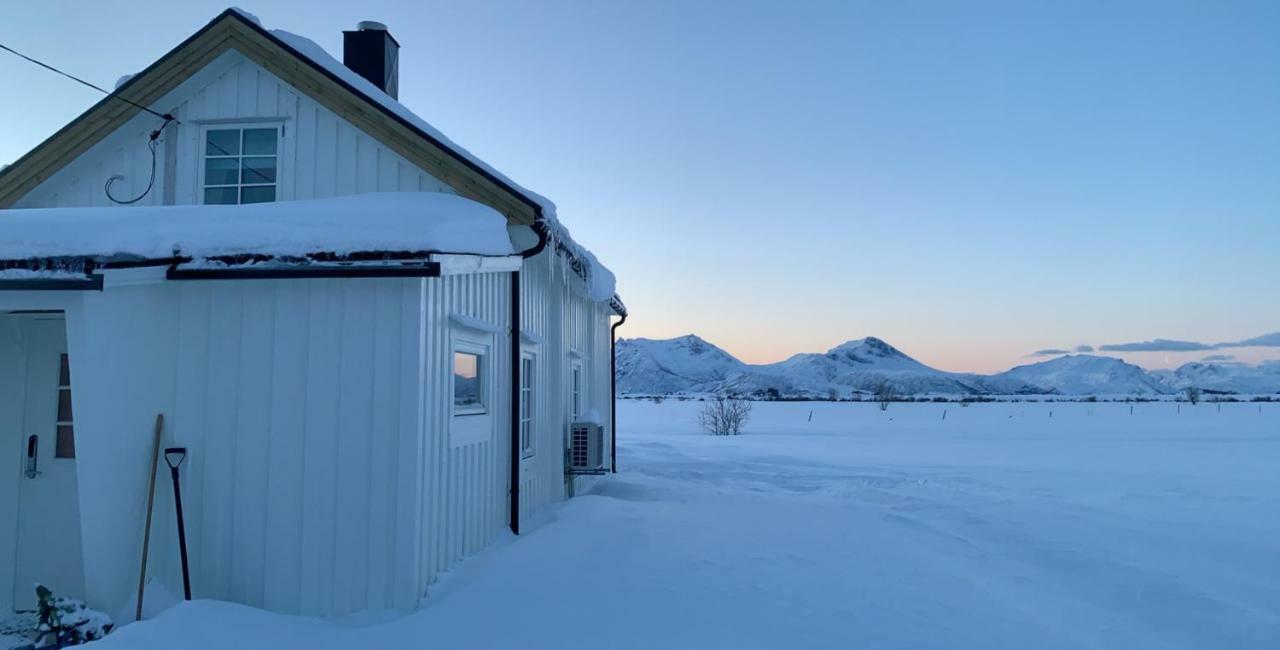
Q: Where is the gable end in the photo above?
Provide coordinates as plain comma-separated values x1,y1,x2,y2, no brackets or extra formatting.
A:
0,10,539,225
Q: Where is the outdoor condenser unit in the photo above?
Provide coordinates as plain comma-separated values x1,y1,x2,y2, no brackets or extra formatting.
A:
569,421,605,472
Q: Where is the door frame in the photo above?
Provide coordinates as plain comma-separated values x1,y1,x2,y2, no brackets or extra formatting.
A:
1,310,86,613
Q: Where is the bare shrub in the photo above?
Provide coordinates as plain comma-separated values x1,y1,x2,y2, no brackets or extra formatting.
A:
698,395,753,435
1185,386,1201,405
874,380,895,412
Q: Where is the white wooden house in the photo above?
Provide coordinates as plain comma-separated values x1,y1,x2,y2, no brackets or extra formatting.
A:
0,9,626,621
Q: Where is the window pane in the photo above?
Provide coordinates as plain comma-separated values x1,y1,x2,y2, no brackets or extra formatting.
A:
57,389,73,422
205,129,240,156
241,157,277,184
242,128,277,155
454,352,483,410
240,185,276,204
205,157,240,185
55,425,75,459
59,353,70,387
204,187,238,204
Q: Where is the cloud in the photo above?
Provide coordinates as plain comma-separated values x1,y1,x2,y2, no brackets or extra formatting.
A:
1098,339,1214,352
1200,354,1235,362
1029,348,1069,357
1080,331,1279,355
1217,332,1280,348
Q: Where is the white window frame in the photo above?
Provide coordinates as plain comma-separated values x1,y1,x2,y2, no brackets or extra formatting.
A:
452,342,489,416
450,321,495,447
519,351,536,459
199,122,283,205
570,360,584,422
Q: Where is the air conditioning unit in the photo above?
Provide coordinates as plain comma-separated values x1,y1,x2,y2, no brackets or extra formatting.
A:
569,421,604,472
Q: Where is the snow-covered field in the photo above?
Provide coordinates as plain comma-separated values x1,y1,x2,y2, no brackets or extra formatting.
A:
90,400,1278,649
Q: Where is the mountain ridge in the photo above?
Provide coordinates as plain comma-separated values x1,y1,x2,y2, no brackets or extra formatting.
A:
617,335,1280,397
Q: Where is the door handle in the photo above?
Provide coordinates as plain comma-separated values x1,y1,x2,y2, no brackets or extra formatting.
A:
25,434,40,479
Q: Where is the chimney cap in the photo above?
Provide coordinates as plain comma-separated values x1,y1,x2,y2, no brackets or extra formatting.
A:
356,20,388,32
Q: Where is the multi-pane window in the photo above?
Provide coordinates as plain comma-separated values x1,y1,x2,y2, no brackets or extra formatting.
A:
519,355,535,458
570,363,583,421
55,353,75,459
203,126,279,205
453,350,486,415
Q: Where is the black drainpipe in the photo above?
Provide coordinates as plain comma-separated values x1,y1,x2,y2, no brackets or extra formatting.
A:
610,309,627,473
510,218,548,535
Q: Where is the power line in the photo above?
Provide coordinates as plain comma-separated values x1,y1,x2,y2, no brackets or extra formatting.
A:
0,41,175,122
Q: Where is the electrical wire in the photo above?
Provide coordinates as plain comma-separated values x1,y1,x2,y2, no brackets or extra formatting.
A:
0,41,181,204
105,119,174,205
0,42,175,122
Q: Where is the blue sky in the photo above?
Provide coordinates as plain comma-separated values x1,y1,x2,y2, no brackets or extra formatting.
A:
2,1,1277,373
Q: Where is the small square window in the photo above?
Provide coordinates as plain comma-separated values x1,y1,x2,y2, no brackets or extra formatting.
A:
57,389,73,422
202,126,279,205
454,351,485,414
205,129,240,156
240,186,277,204
204,187,239,205
204,157,240,185
55,425,75,459
242,128,278,155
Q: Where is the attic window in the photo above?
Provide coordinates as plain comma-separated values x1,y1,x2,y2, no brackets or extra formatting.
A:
203,126,279,205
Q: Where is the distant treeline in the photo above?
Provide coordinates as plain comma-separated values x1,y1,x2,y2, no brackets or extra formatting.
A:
623,394,1277,404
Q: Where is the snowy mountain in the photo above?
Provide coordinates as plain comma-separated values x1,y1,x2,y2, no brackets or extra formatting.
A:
1153,361,1280,395
617,336,1280,397
993,355,1170,396
615,335,747,395
618,336,1043,397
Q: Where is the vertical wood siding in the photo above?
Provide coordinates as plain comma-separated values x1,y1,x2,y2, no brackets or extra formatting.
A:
417,272,512,593
168,278,423,616
518,251,617,518
14,51,453,209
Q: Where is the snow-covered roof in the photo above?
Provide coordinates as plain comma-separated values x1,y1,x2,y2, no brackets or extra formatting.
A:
230,8,618,304
0,192,514,262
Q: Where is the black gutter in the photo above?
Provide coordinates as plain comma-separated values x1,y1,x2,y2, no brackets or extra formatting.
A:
509,220,549,535
609,300,628,473
0,275,103,291
167,262,440,281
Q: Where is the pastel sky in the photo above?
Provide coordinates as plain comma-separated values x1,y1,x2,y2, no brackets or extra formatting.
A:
2,1,1277,373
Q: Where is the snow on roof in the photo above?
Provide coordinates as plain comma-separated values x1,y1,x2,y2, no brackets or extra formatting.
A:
233,8,618,303
0,192,514,262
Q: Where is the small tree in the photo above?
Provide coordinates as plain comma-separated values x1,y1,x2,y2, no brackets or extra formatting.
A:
874,380,894,412
827,388,839,402
1185,386,1201,405
698,395,753,435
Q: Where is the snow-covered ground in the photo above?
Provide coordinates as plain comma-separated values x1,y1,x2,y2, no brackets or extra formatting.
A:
90,400,1278,649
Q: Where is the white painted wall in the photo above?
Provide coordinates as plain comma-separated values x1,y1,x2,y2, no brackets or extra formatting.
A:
40,273,513,618
517,248,617,516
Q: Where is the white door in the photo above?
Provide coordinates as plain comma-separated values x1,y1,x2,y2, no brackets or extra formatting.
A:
12,316,85,611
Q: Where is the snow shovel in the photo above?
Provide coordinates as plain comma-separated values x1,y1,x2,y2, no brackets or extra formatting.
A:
165,447,192,600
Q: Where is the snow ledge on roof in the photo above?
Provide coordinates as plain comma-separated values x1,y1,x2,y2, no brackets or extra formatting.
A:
237,8,617,303
0,192,515,261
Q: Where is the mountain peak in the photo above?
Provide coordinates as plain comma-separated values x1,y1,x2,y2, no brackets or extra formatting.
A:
826,337,907,360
